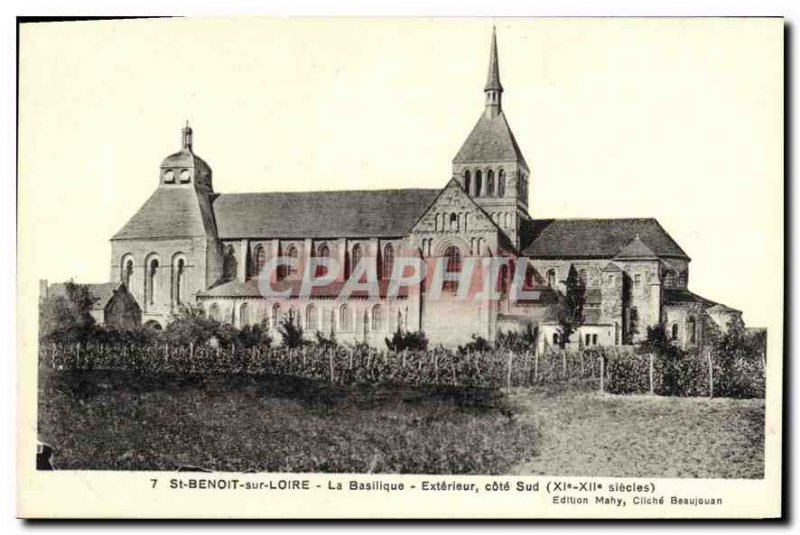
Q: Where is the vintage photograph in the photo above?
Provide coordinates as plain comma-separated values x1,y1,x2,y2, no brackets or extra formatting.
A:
18,17,781,513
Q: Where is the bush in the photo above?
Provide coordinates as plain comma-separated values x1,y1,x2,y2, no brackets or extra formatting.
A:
496,325,538,353
711,324,766,398
385,328,428,351
278,312,305,348
458,334,492,354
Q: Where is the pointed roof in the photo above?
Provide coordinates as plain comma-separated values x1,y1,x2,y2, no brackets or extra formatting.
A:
485,26,503,92
453,111,528,168
112,188,216,240
614,234,659,260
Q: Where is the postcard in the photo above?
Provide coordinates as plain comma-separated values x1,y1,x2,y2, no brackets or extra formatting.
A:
17,17,783,519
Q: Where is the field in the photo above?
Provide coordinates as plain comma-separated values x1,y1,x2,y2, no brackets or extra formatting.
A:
37,369,764,477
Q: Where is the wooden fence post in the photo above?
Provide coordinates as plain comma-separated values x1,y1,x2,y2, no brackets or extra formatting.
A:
434,352,439,383
561,350,567,379
329,349,335,384
649,353,654,395
189,342,194,374
506,351,513,389
533,350,539,384
599,355,605,393
580,351,584,378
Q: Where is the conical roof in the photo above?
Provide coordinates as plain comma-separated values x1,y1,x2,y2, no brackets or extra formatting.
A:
453,111,528,168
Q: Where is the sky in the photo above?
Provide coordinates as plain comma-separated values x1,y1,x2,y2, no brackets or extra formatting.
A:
18,17,782,327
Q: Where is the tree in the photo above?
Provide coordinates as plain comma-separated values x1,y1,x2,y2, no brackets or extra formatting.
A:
278,310,305,348
39,282,97,342
162,303,223,346
555,264,585,348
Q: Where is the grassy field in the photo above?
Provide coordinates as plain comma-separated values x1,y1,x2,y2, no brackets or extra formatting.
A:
38,370,764,477
38,369,539,474
509,384,764,478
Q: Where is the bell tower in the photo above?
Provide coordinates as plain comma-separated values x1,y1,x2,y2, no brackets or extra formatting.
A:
159,122,214,193
452,28,531,250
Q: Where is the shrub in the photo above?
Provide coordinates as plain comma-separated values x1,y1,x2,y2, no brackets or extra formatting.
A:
314,331,338,348
233,322,273,349
385,328,428,351
711,324,766,398
278,311,305,348
495,325,538,353
458,334,492,354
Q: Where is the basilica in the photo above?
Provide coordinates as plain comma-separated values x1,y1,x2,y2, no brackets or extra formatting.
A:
105,29,742,349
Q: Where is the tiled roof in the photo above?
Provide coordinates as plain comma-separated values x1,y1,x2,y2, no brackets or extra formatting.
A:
521,218,689,260
452,112,528,169
112,188,215,240
663,288,717,307
48,282,120,310
614,235,658,260
212,189,440,239
198,278,410,299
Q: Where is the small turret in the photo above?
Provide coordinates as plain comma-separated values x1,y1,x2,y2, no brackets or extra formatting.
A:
159,122,213,192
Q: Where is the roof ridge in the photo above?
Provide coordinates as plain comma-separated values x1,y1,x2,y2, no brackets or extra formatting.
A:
216,187,440,197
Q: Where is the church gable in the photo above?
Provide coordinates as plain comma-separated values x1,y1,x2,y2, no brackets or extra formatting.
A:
411,179,505,237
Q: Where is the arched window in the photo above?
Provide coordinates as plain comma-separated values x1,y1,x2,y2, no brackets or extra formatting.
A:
449,213,458,231
208,303,220,322
443,245,461,292
306,304,318,331
524,266,535,288
239,303,250,327
678,271,688,288
340,304,352,332
351,244,363,275
464,170,471,194
671,323,679,341
474,170,482,196
486,169,495,196
174,257,185,305
272,303,281,329
372,304,384,331
316,243,330,277
552,332,559,345
688,317,697,345
382,244,394,280
499,264,509,294
362,309,369,335
121,256,134,287
286,245,299,278
147,258,159,306
498,169,506,196
547,269,556,287
254,246,266,277
222,245,237,280
664,270,676,288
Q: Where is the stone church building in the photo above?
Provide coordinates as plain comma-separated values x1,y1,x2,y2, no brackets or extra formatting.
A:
108,30,742,349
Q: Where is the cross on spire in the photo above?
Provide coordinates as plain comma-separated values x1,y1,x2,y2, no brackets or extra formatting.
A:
182,120,193,150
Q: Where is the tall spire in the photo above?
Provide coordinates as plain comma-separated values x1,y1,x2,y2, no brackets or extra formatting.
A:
484,26,503,118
